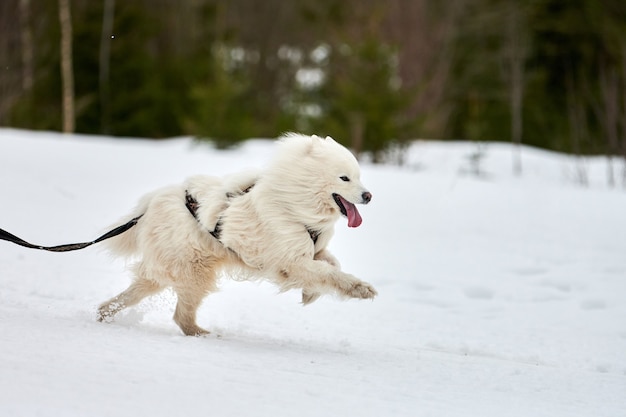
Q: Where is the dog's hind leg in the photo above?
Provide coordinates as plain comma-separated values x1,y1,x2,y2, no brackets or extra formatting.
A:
97,277,163,323
171,268,218,336
172,286,212,336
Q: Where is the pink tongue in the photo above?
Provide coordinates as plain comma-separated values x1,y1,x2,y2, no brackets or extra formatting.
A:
340,196,362,228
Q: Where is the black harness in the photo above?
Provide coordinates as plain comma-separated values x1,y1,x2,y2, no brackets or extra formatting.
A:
185,191,223,241
184,188,320,245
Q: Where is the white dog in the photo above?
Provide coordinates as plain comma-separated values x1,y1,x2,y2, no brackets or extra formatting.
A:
98,133,377,335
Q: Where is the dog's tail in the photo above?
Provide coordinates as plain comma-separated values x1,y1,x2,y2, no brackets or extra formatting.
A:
103,191,153,258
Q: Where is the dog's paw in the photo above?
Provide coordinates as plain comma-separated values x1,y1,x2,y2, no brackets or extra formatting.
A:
302,290,321,306
96,307,115,323
179,324,211,337
346,281,378,300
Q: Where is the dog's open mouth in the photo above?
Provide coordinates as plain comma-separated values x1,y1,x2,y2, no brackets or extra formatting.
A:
332,193,362,228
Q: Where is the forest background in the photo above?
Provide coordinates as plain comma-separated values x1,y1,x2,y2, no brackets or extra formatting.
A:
1,0,626,169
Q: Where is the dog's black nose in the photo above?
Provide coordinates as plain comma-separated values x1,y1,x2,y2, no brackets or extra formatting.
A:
362,191,372,204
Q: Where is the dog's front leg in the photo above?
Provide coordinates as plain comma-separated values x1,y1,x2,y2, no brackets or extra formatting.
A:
314,248,340,268
301,290,321,305
302,249,343,304
294,259,377,302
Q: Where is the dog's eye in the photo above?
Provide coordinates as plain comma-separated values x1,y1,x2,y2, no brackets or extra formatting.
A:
340,176,350,182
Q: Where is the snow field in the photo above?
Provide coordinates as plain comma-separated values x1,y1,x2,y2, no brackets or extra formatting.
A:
0,129,625,416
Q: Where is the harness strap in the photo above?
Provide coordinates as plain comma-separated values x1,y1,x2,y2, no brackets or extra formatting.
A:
0,215,142,253
184,189,320,244
307,228,320,244
185,191,222,240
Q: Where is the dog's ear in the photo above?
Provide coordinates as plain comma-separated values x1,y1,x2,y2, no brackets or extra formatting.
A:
305,135,320,155
306,134,326,156
310,134,325,147
312,135,334,142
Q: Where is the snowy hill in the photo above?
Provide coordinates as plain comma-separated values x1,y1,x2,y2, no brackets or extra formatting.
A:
1,129,625,417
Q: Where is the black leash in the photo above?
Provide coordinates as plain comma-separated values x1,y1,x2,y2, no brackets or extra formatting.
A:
0,215,142,253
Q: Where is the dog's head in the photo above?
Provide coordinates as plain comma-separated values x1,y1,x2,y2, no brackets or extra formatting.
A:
272,133,372,228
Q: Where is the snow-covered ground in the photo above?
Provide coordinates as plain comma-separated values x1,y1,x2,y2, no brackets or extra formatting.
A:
0,128,625,417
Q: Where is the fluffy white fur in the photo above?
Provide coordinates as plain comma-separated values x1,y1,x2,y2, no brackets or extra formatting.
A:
98,133,377,336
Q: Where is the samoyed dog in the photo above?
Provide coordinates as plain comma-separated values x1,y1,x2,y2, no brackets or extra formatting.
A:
98,133,377,335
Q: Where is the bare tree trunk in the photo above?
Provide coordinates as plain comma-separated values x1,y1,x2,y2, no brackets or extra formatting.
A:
510,46,523,176
58,0,75,133
349,112,365,158
99,0,115,135
586,61,619,188
566,72,589,187
599,64,619,187
621,45,626,188
504,1,526,176
510,71,523,176
19,0,33,92
0,1,20,124
387,0,464,137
